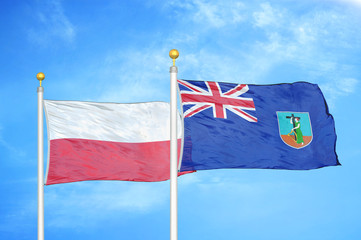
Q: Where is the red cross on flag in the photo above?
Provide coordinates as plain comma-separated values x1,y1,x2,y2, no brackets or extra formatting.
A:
178,79,257,122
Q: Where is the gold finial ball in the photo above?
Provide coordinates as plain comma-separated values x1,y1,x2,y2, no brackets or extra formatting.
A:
36,72,45,81
169,49,179,60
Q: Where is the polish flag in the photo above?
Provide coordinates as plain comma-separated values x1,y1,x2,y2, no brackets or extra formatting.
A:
44,100,186,185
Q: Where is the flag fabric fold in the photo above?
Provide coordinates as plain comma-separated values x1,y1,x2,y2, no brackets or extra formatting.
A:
177,79,340,172
44,100,184,185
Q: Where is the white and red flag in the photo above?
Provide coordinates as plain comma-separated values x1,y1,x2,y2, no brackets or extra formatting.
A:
44,100,184,185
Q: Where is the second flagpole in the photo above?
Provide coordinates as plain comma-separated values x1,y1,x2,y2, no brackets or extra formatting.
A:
169,49,179,240
37,72,45,240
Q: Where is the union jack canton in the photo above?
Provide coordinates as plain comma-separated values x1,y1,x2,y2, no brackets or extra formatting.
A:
177,79,257,122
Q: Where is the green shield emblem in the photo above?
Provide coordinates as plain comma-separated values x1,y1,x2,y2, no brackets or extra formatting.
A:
276,111,313,149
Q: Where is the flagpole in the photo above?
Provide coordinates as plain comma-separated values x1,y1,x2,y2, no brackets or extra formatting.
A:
169,49,179,240
37,72,45,240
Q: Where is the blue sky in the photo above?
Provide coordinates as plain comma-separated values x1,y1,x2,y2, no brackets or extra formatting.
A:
1,0,361,239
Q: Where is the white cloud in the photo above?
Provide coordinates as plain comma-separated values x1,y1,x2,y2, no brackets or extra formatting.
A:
165,0,246,28
245,3,361,88
192,0,245,27
320,77,358,108
332,0,361,7
0,126,26,158
321,77,358,95
339,78,358,93
94,47,171,103
45,181,169,228
253,2,283,28
0,200,37,234
293,26,316,45
135,2,361,111
27,0,75,45
42,1,360,107
178,171,301,226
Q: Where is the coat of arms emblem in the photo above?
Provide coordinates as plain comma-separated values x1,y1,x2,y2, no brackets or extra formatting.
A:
276,112,313,149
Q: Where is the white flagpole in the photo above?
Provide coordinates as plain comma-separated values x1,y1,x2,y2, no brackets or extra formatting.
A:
169,49,179,240
37,72,45,240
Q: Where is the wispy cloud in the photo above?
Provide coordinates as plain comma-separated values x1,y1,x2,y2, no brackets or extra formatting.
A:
42,46,172,103
178,171,300,227
27,0,75,46
246,3,361,86
0,200,36,235
94,47,171,103
162,1,360,86
339,78,359,93
1,179,165,233
41,1,360,108
332,0,361,7
45,181,169,228
0,126,26,159
320,77,359,107
164,0,246,28
253,2,284,28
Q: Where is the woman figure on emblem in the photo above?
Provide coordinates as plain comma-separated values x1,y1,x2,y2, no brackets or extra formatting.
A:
291,117,304,145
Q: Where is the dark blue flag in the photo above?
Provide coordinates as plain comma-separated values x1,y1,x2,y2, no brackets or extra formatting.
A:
178,79,339,172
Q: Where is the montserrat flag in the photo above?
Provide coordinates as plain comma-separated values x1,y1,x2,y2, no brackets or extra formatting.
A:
177,79,340,172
